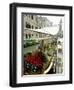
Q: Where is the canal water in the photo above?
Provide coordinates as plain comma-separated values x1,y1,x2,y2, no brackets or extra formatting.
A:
24,44,40,54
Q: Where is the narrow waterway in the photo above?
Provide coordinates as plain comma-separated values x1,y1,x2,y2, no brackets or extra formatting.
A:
24,44,39,54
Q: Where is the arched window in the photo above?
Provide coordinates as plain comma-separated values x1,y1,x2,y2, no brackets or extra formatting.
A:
31,15,33,19
26,34,28,39
26,22,31,28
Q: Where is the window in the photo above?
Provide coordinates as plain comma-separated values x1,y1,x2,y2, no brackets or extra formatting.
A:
58,49,62,53
32,34,33,36
58,41,61,45
39,27,41,29
26,34,28,39
32,25,34,29
26,22,31,28
31,15,33,19
35,27,38,29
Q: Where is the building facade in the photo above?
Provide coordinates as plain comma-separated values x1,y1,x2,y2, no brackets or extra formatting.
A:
22,14,52,40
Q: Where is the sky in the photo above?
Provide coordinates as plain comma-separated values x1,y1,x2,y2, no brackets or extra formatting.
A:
42,15,64,32
42,15,64,25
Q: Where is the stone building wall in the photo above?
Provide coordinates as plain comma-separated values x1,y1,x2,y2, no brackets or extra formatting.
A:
23,14,52,40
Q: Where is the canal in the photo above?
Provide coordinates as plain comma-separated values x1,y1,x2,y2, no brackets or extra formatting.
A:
24,44,40,54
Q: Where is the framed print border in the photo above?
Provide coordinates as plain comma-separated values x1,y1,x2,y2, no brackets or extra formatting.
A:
10,3,72,87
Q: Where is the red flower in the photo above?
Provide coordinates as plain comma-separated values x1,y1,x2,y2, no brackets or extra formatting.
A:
25,51,43,68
